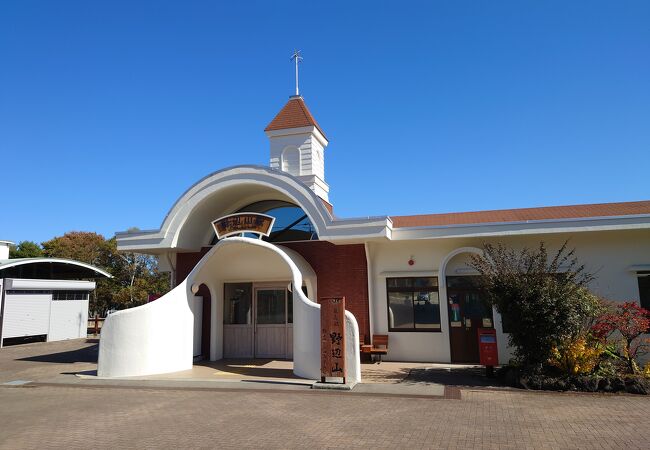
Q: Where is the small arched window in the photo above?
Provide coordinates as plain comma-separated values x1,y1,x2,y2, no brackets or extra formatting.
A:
281,147,301,176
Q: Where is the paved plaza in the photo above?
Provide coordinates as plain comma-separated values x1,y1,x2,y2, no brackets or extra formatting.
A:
1,340,649,449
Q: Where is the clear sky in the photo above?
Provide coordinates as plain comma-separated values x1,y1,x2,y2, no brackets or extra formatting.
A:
1,1,649,244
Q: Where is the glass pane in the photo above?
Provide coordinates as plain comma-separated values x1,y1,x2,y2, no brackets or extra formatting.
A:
387,278,412,289
414,291,441,329
413,277,438,288
464,292,490,318
449,293,462,322
638,275,650,310
287,290,293,324
210,200,318,244
446,276,480,289
387,292,414,329
256,290,286,324
286,286,307,324
224,283,252,325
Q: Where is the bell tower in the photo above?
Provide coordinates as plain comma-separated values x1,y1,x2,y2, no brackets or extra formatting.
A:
264,51,330,201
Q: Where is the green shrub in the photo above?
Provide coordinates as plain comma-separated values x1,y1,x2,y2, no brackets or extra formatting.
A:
470,241,597,371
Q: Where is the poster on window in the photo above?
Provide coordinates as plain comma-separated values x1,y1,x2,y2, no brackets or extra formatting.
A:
320,296,346,383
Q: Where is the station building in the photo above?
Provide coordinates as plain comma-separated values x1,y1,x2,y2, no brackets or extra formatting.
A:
98,94,650,380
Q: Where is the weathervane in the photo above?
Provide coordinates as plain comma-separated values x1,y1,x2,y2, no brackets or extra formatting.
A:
290,50,303,96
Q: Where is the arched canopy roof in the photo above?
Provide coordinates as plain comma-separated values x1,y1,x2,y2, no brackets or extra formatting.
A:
0,258,113,280
116,165,390,253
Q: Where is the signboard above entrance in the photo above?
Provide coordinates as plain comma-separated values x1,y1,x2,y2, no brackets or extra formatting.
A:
212,213,275,239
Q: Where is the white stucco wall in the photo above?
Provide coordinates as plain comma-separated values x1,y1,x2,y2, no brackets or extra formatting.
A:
98,237,361,382
367,229,650,364
97,279,195,377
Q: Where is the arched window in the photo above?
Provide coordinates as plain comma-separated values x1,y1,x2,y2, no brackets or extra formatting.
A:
210,200,318,244
281,147,301,176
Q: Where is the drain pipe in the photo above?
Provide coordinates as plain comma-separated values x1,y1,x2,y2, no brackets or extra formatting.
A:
0,279,5,349
364,242,374,344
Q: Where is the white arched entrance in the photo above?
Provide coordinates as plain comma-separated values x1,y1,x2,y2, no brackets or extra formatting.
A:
438,247,487,363
98,237,361,382
438,247,483,317
190,240,318,363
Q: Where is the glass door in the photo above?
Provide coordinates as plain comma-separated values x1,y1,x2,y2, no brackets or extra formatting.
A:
223,283,253,358
447,288,493,363
254,288,288,358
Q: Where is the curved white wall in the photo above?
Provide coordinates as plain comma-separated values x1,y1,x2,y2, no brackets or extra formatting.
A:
98,237,361,382
97,280,194,377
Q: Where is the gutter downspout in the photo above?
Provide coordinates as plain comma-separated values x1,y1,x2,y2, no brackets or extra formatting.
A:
0,279,5,348
364,242,374,344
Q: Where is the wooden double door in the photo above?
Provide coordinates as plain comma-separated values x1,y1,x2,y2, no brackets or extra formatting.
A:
447,277,494,363
223,283,293,359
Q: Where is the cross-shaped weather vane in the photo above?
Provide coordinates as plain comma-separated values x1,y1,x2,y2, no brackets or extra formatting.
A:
290,50,303,96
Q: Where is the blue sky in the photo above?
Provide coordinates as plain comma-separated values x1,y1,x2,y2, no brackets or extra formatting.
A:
1,1,649,244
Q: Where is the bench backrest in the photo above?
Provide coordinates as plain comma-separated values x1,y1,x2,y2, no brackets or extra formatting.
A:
373,334,389,349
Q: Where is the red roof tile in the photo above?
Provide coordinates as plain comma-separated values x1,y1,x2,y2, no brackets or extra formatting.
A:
390,200,650,228
265,97,326,138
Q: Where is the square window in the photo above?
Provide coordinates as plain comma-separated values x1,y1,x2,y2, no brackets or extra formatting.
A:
386,277,440,332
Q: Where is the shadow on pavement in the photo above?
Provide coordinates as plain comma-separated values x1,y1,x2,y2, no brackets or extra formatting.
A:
240,379,311,387
195,359,298,380
405,366,505,388
17,343,99,364
62,370,97,376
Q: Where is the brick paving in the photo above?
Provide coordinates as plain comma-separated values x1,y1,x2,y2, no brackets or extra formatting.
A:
2,340,650,449
0,384,649,449
0,338,98,384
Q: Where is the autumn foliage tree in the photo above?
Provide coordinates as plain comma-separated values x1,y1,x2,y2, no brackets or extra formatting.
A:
592,302,650,374
41,231,169,314
42,231,108,265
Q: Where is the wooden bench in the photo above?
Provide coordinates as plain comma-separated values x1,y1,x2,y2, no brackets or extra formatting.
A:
360,334,389,363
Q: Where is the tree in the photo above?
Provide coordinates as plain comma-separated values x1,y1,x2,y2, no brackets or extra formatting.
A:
592,302,650,374
469,241,597,370
42,231,109,265
41,231,170,315
9,241,44,258
97,238,170,312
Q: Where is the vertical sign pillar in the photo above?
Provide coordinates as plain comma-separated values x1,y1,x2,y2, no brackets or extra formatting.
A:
320,296,346,383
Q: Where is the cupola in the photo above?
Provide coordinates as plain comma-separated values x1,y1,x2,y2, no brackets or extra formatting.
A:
265,96,330,202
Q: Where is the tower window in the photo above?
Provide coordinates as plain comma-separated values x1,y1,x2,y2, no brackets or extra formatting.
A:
281,147,301,176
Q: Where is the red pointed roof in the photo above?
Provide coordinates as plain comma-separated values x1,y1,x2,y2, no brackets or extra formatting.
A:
265,96,327,139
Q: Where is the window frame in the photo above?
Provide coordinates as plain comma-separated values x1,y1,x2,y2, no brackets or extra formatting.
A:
386,277,441,332
281,146,301,176
637,272,650,311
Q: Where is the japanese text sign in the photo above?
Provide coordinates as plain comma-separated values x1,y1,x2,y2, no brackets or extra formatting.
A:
320,296,346,382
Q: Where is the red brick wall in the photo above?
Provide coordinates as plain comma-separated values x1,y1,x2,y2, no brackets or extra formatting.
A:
176,249,212,358
281,241,370,343
176,247,212,284
175,242,371,345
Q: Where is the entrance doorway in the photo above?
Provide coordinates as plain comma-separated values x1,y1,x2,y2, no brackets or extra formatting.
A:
446,276,494,363
254,288,291,358
223,282,293,359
